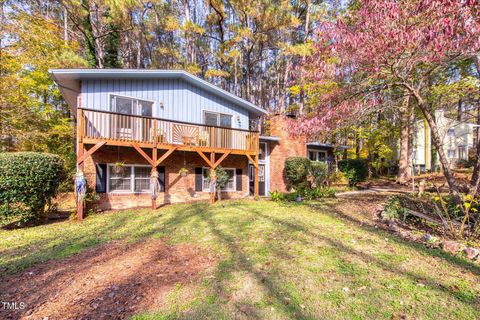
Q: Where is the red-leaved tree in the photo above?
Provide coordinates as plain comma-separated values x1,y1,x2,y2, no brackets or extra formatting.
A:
294,0,480,197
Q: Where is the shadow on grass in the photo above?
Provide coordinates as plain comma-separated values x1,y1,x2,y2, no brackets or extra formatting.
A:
306,200,480,277
0,201,213,275
191,203,311,320
0,213,139,274
233,203,479,307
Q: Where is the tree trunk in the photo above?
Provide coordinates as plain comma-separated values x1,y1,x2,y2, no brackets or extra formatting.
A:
418,100,460,200
470,99,480,195
183,0,191,64
429,112,437,171
355,130,361,158
469,54,480,194
136,28,142,68
280,58,291,111
63,6,69,43
398,94,412,183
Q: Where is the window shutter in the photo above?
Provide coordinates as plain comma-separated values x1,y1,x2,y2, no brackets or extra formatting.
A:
157,166,165,192
195,167,203,191
95,164,107,193
236,168,242,191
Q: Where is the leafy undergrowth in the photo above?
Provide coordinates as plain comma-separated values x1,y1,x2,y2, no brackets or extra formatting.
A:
1,196,479,319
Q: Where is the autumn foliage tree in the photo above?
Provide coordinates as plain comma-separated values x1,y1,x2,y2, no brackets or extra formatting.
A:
0,11,86,173
295,0,480,198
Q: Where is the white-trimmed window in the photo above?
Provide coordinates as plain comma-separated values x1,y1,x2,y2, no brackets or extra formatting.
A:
308,150,327,162
134,166,151,192
258,165,265,182
203,111,233,128
202,167,236,191
447,150,456,159
110,95,153,117
108,165,151,193
458,146,466,160
109,166,132,192
259,142,267,161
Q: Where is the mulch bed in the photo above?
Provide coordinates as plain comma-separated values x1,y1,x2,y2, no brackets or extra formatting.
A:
0,239,215,320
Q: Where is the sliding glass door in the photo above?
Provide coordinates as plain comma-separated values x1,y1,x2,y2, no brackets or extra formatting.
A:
110,95,153,141
204,111,233,148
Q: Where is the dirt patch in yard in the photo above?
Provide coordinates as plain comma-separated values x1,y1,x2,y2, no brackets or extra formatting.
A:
0,239,215,320
333,192,387,221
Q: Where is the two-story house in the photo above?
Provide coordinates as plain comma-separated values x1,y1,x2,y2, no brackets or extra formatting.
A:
50,69,340,219
413,109,473,172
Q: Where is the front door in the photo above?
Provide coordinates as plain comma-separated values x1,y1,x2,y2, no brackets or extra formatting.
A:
249,164,265,196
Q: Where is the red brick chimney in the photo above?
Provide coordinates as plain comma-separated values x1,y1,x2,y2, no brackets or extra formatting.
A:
267,115,307,192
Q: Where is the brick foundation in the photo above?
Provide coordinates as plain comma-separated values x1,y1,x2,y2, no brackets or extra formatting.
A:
83,146,249,210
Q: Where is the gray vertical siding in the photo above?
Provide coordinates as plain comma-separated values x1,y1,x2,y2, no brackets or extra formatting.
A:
81,78,249,129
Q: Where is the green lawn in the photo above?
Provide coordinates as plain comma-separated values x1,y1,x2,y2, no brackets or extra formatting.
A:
1,196,479,319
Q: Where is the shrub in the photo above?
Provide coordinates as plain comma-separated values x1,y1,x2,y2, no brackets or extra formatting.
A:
455,159,473,169
338,159,368,187
301,186,337,200
284,157,311,190
0,152,65,226
309,161,328,187
270,190,285,202
284,192,299,202
214,167,230,190
381,195,405,220
319,187,336,198
327,170,348,185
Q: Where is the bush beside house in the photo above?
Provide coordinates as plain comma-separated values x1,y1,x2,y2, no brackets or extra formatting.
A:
309,161,328,187
338,159,368,187
0,152,65,227
284,157,311,190
275,157,335,202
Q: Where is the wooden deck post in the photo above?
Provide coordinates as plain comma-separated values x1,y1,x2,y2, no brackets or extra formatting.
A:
76,108,84,221
210,152,216,204
152,146,158,210
152,120,158,210
254,154,259,198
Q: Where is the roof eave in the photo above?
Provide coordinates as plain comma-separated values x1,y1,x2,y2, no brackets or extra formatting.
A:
48,69,267,116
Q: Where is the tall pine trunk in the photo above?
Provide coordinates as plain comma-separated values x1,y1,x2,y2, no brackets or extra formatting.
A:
398,94,412,183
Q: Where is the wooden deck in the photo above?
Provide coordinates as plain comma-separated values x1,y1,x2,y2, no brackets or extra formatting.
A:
79,108,259,155
75,108,260,219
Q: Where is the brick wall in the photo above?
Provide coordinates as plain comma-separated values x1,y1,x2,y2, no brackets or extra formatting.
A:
267,115,307,192
83,146,249,210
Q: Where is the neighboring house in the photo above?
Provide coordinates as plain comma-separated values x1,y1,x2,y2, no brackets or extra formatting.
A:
50,69,343,218
413,109,473,172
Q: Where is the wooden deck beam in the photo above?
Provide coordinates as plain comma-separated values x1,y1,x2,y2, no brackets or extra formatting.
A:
156,147,177,166
76,141,106,166
196,149,213,168
82,138,257,156
132,143,154,166
246,153,258,169
213,150,231,169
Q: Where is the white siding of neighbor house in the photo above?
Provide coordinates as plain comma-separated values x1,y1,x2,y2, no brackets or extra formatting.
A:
81,78,250,130
414,110,473,169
